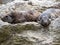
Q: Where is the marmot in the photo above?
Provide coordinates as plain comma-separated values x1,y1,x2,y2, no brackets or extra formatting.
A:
1,10,39,24
38,8,60,27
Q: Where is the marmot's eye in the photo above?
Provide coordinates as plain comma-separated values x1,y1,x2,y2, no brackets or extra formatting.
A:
6,16,8,17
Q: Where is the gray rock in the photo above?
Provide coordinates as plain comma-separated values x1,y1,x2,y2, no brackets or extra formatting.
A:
50,17,60,31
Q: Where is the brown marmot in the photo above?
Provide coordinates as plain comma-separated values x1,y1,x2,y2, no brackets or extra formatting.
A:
1,10,39,24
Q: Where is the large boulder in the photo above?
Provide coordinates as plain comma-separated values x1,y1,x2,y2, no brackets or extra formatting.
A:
0,18,60,45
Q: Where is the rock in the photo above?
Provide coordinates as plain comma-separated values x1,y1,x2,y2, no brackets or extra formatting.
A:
49,17,60,45
0,21,55,45
50,2,60,9
0,22,53,45
0,22,41,45
50,17,60,31
0,19,9,28
0,25,12,44
0,18,60,45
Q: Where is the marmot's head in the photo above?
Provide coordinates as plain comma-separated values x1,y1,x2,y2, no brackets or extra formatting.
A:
1,13,14,23
38,14,51,27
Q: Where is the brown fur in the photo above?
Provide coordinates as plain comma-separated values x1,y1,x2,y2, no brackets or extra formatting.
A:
1,10,40,24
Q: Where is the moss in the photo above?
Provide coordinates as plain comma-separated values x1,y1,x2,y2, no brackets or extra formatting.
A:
0,24,39,34
11,24,40,33
12,35,33,45
0,25,12,43
0,23,40,44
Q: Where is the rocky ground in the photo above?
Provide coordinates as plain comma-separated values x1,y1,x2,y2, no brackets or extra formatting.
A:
0,0,60,45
